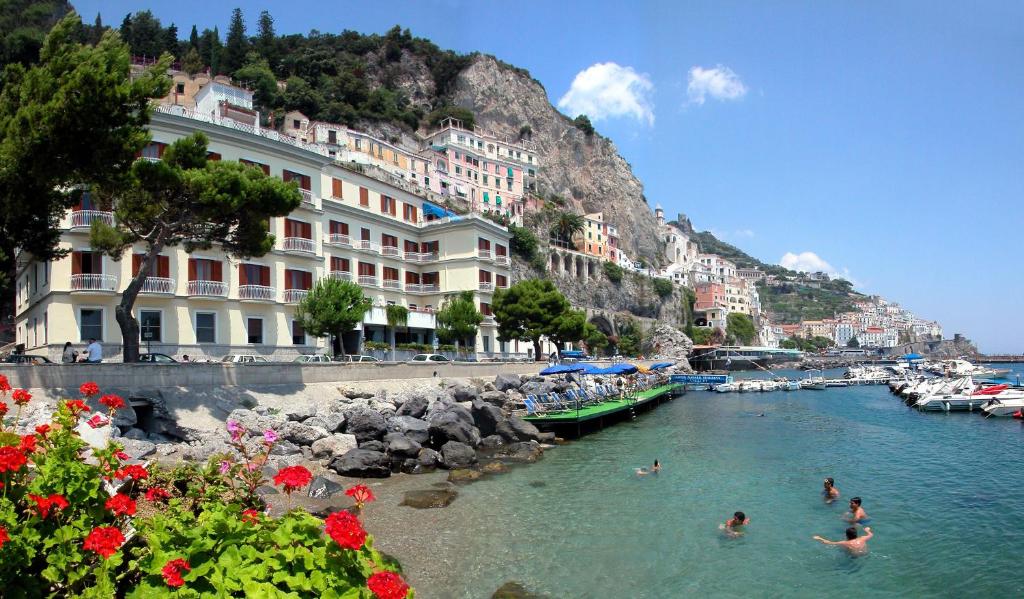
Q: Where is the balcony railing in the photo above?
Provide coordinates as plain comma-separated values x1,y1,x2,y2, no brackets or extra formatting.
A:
381,245,400,258
283,289,310,303
479,282,494,292
406,283,440,293
70,210,114,229
283,237,316,253
328,270,352,281
497,280,509,289
382,279,402,290
187,279,228,297
299,188,315,207
328,234,351,246
70,274,117,292
238,285,277,302
358,275,378,287
357,240,379,253
405,251,440,263
478,249,492,260
139,277,175,294
482,315,497,325
495,255,510,266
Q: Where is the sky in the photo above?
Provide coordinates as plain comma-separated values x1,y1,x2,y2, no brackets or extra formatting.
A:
74,0,1024,353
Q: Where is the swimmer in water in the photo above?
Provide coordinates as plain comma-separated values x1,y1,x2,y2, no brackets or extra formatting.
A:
813,526,873,555
636,460,661,476
844,497,869,525
721,511,750,537
822,477,840,503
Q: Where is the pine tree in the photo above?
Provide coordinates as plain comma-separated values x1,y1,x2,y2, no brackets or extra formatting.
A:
91,13,105,45
255,10,277,66
189,25,199,49
163,23,179,58
209,26,222,74
223,7,248,73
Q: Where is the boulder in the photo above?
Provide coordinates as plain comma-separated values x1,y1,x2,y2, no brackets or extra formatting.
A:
497,416,542,443
269,440,302,456
181,438,232,463
383,433,422,458
118,438,156,459
307,476,342,499
311,433,358,460
481,461,509,474
536,431,557,443
359,440,385,452
480,435,506,449
400,487,457,509
493,373,522,392
315,410,345,433
395,394,429,418
283,404,317,422
416,447,442,469
386,415,430,445
493,441,543,463
121,427,148,441
519,381,555,396
448,383,478,403
343,407,387,443
471,400,505,437
478,390,509,408
428,408,481,448
329,449,391,478
440,441,478,469
227,408,286,434
111,404,138,429
338,387,375,399
448,468,484,483
282,421,329,446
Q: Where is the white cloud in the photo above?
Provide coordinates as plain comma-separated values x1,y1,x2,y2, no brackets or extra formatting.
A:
779,251,856,284
710,228,755,240
687,65,747,105
558,63,655,126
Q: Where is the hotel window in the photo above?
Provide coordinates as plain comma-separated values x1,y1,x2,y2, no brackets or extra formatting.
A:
285,218,312,239
455,166,462,175
239,159,270,175
355,138,362,150
188,258,222,282
331,257,351,272
380,195,397,216
331,178,344,199
71,251,103,275
381,233,398,249
247,318,263,344
139,310,162,343
328,130,337,144
359,187,369,207
403,203,418,222
176,82,185,94
195,312,216,343
80,308,103,341
282,170,311,191
140,142,167,160
292,321,306,345
383,267,399,283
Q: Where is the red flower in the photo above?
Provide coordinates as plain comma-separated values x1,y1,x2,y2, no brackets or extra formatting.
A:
28,493,68,519
0,446,27,474
19,434,36,453
99,394,124,411
367,571,410,599
115,464,149,481
83,526,124,559
0,402,7,417
63,399,89,416
324,510,367,550
0,526,8,549
79,382,100,397
35,424,51,437
11,389,31,406
272,465,312,495
145,487,171,502
161,558,191,588
345,484,377,508
114,450,130,461
0,374,10,393
105,493,137,517
241,508,261,524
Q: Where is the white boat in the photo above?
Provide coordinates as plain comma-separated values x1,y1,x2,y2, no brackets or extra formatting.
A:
800,377,827,390
981,391,1024,417
826,380,849,387
714,382,739,393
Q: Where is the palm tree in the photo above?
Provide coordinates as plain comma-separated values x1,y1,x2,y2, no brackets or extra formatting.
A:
385,304,409,361
549,212,585,248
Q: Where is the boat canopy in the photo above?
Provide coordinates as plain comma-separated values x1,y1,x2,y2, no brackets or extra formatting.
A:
902,353,924,360
649,362,674,370
540,364,586,375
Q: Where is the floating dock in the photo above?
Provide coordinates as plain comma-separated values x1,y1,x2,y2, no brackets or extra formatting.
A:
522,383,683,437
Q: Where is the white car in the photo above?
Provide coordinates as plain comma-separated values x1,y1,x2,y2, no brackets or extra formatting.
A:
293,354,333,364
409,353,451,364
221,354,270,364
339,355,380,363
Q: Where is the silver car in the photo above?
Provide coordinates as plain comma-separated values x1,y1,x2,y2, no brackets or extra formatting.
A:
293,354,333,364
409,353,451,363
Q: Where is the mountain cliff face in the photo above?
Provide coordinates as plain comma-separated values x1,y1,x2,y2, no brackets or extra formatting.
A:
450,56,662,264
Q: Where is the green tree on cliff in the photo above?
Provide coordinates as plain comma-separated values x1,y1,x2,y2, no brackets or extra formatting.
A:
294,278,372,358
726,313,757,345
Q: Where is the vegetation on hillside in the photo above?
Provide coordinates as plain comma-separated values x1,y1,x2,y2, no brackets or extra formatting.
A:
757,280,861,324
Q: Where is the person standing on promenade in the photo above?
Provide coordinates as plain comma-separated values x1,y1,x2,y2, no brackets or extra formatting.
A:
85,338,103,363
823,478,840,503
813,526,873,555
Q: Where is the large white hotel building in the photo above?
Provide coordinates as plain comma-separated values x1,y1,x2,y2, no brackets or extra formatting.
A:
12,81,529,362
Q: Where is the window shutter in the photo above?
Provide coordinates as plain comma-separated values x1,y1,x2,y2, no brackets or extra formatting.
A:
380,195,387,213
282,170,293,183
158,256,170,277
261,266,270,286
341,222,349,235
188,258,196,281
304,271,312,288
132,254,142,275
302,222,312,238
285,270,294,290
332,178,343,198
72,252,82,275
411,206,418,222
212,261,223,282
91,253,103,273
239,264,248,285
359,187,369,206
207,152,221,161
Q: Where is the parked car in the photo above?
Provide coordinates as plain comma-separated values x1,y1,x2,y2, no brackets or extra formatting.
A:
408,353,451,364
138,353,178,363
336,355,379,363
221,354,270,364
293,354,333,364
3,354,53,364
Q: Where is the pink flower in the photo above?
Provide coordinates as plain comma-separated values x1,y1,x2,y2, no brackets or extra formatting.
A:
226,419,244,441
218,460,232,475
263,429,278,445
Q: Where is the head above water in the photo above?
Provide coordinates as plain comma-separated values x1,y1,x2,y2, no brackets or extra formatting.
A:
654,460,660,467
850,497,862,507
734,511,745,522
824,477,834,488
845,527,858,540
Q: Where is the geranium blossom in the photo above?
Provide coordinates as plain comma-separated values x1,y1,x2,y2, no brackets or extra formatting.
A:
218,460,232,475
19,434,36,453
263,429,279,445
0,526,8,549
161,558,191,588
99,394,125,411
114,450,130,461
83,526,124,559
0,374,10,393
63,399,89,416
273,465,312,495
324,510,367,550
79,382,100,397
28,493,69,519
0,446,27,474
145,487,171,502
241,509,261,524
345,484,376,508
35,424,51,437
0,402,7,417
105,493,137,517
226,419,244,441
367,571,410,599
11,389,31,406
115,464,149,480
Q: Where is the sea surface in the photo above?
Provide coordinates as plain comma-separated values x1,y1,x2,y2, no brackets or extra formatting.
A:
368,365,1024,598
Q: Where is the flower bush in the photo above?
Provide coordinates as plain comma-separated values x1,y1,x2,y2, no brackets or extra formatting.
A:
0,377,412,597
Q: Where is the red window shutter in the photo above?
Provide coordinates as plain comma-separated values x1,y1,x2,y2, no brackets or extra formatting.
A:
361,228,370,241
332,178,343,198
330,257,341,271
188,258,196,281
158,256,169,277
157,142,167,158
212,261,223,282
341,222,349,235
359,187,369,206
301,175,311,191
284,270,294,290
207,152,221,161
132,254,142,275
380,195,386,213
304,271,312,288
261,266,270,286
479,270,486,283
239,264,248,285
72,251,82,275
261,163,270,176
91,253,102,273
282,170,293,183
411,206,417,222
404,240,418,253
302,222,312,239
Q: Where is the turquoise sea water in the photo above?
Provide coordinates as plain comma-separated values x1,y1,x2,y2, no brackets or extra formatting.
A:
406,366,1024,598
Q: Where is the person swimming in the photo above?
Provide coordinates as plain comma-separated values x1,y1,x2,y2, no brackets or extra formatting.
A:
636,460,661,476
813,526,873,555
822,477,840,503
721,511,750,537
845,497,870,525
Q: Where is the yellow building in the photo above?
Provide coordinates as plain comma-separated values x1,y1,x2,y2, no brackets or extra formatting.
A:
14,108,520,361
576,212,610,259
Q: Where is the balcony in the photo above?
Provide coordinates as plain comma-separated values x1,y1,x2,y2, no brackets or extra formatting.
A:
406,251,440,263
70,210,114,230
406,283,441,294
328,270,352,282
479,282,494,292
382,279,402,290
478,249,492,260
495,255,510,266
299,188,315,208
238,285,277,302
283,289,310,304
482,315,497,326
381,245,401,258
283,237,316,254
70,274,117,292
328,234,351,246
497,280,509,289
358,275,379,287
187,279,228,298
357,240,379,253
140,277,175,294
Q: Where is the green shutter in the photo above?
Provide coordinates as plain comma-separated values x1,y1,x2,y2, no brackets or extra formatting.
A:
507,167,513,177
483,192,489,204
496,195,502,206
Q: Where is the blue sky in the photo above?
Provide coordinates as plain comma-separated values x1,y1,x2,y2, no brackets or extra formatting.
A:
75,1,1024,352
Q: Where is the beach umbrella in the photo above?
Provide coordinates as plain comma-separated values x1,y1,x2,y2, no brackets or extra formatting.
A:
539,364,586,375
603,364,638,375
649,362,674,370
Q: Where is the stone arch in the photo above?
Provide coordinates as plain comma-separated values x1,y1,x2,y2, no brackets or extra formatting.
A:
575,255,584,280
550,252,560,273
587,259,596,278
562,253,572,273
588,313,616,337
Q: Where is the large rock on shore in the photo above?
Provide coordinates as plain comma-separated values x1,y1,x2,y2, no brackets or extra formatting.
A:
343,407,387,443
496,416,541,443
329,448,391,478
383,433,422,458
282,421,329,446
492,441,543,463
283,404,317,422
227,408,285,434
416,447,442,469
471,400,505,438
478,390,510,408
315,409,346,433
440,441,478,468
494,373,522,392
447,383,479,403
311,434,358,459
428,406,481,447
386,416,430,445
395,394,429,418
520,381,555,396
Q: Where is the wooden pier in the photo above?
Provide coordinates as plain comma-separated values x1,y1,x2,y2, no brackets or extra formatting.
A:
522,383,683,437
